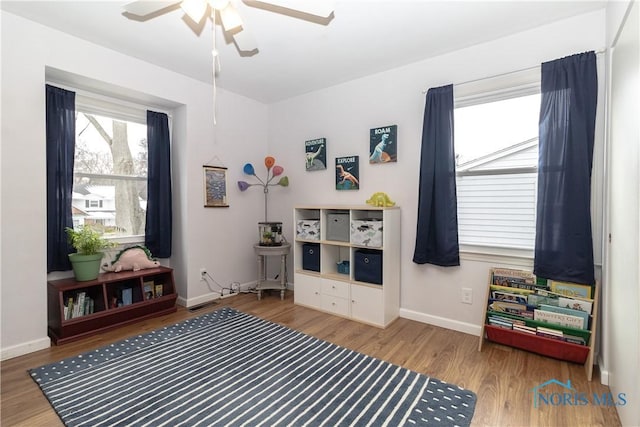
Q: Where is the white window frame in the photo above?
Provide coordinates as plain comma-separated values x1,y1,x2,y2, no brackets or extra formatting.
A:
454,68,541,260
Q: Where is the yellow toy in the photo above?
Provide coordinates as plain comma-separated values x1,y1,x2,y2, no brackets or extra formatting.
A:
366,192,395,207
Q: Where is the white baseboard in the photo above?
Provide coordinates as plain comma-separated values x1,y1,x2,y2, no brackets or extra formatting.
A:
237,281,294,292
178,280,260,308
399,308,482,337
177,291,229,308
1,337,51,361
598,354,609,385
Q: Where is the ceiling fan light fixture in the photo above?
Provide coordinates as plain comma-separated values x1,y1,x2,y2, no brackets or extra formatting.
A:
181,0,208,22
219,4,243,32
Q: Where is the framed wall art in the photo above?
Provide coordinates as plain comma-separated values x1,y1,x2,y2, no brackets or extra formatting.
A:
305,138,327,171
335,156,359,190
369,124,398,163
203,165,229,207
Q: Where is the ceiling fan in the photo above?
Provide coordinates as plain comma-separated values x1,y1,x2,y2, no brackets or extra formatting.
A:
123,0,335,53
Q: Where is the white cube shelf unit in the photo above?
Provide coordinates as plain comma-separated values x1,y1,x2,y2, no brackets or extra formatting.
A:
293,205,400,328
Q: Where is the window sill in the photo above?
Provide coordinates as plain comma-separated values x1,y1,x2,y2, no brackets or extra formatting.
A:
105,235,145,246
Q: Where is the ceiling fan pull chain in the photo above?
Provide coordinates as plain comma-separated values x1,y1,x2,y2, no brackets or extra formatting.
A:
212,6,217,125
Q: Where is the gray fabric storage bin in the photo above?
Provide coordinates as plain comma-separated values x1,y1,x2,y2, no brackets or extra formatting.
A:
326,213,350,242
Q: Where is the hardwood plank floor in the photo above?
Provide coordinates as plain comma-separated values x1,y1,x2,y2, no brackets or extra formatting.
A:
1,292,621,426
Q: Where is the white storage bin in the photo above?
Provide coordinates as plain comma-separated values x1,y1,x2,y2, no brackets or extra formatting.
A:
351,219,383,247
296,220,320,240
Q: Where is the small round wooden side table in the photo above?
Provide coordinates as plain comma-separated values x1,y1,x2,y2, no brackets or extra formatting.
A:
253,243,290,300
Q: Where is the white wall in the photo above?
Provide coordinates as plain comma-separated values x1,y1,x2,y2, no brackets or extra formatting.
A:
182,89,270,306
606,1,635,46
0,11,268,359
268,10,606,335
605,1,639,424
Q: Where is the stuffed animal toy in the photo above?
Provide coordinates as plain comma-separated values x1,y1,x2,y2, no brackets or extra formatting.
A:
366,192,395,207
103,245,160,272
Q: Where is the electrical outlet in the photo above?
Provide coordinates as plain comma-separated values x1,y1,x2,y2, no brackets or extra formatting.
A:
200,268,207,278
461,287,473,304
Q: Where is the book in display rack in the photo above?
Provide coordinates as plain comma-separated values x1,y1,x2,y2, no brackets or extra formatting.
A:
478,267,599,381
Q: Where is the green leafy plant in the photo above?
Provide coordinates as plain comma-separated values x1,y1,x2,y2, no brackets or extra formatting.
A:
65,226,116,255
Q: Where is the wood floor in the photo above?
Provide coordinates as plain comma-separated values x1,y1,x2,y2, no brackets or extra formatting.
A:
1,292,621,427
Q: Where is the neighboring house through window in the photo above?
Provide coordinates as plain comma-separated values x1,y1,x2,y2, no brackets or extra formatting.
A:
454,70,541,255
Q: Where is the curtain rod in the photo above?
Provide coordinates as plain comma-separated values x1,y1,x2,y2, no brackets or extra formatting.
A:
422,49,606,94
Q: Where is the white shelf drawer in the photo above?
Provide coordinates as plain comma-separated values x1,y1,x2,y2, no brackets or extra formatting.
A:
321,278,349,299
321,295,349,316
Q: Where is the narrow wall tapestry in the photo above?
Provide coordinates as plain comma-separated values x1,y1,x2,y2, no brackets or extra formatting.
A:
203,165,229,207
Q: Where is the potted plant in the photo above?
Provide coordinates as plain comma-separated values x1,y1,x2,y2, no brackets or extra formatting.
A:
66,226,115,281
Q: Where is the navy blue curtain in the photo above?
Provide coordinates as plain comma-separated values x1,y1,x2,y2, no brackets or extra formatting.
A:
534,52,597,285
145,111,172,258
413,84,460,266
46,85,76,272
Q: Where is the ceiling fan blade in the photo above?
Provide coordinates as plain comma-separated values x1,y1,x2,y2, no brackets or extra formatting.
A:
219,3,243,32
123,0,181,17
182,0,211,23
233,28,258,52
246,0,334,18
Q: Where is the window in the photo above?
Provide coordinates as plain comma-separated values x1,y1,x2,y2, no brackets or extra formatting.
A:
454,81,540,252
85,200,103,208
73,101,148,239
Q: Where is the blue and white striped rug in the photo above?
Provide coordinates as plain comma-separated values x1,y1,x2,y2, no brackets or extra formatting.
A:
30,308,476,426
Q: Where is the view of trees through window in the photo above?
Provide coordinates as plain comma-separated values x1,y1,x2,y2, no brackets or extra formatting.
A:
73,112,147,238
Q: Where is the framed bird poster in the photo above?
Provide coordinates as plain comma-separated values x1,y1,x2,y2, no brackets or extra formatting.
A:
335,156,359,190
369,125,397,163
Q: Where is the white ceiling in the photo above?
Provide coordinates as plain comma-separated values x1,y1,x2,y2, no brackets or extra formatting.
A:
1,1,606,103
